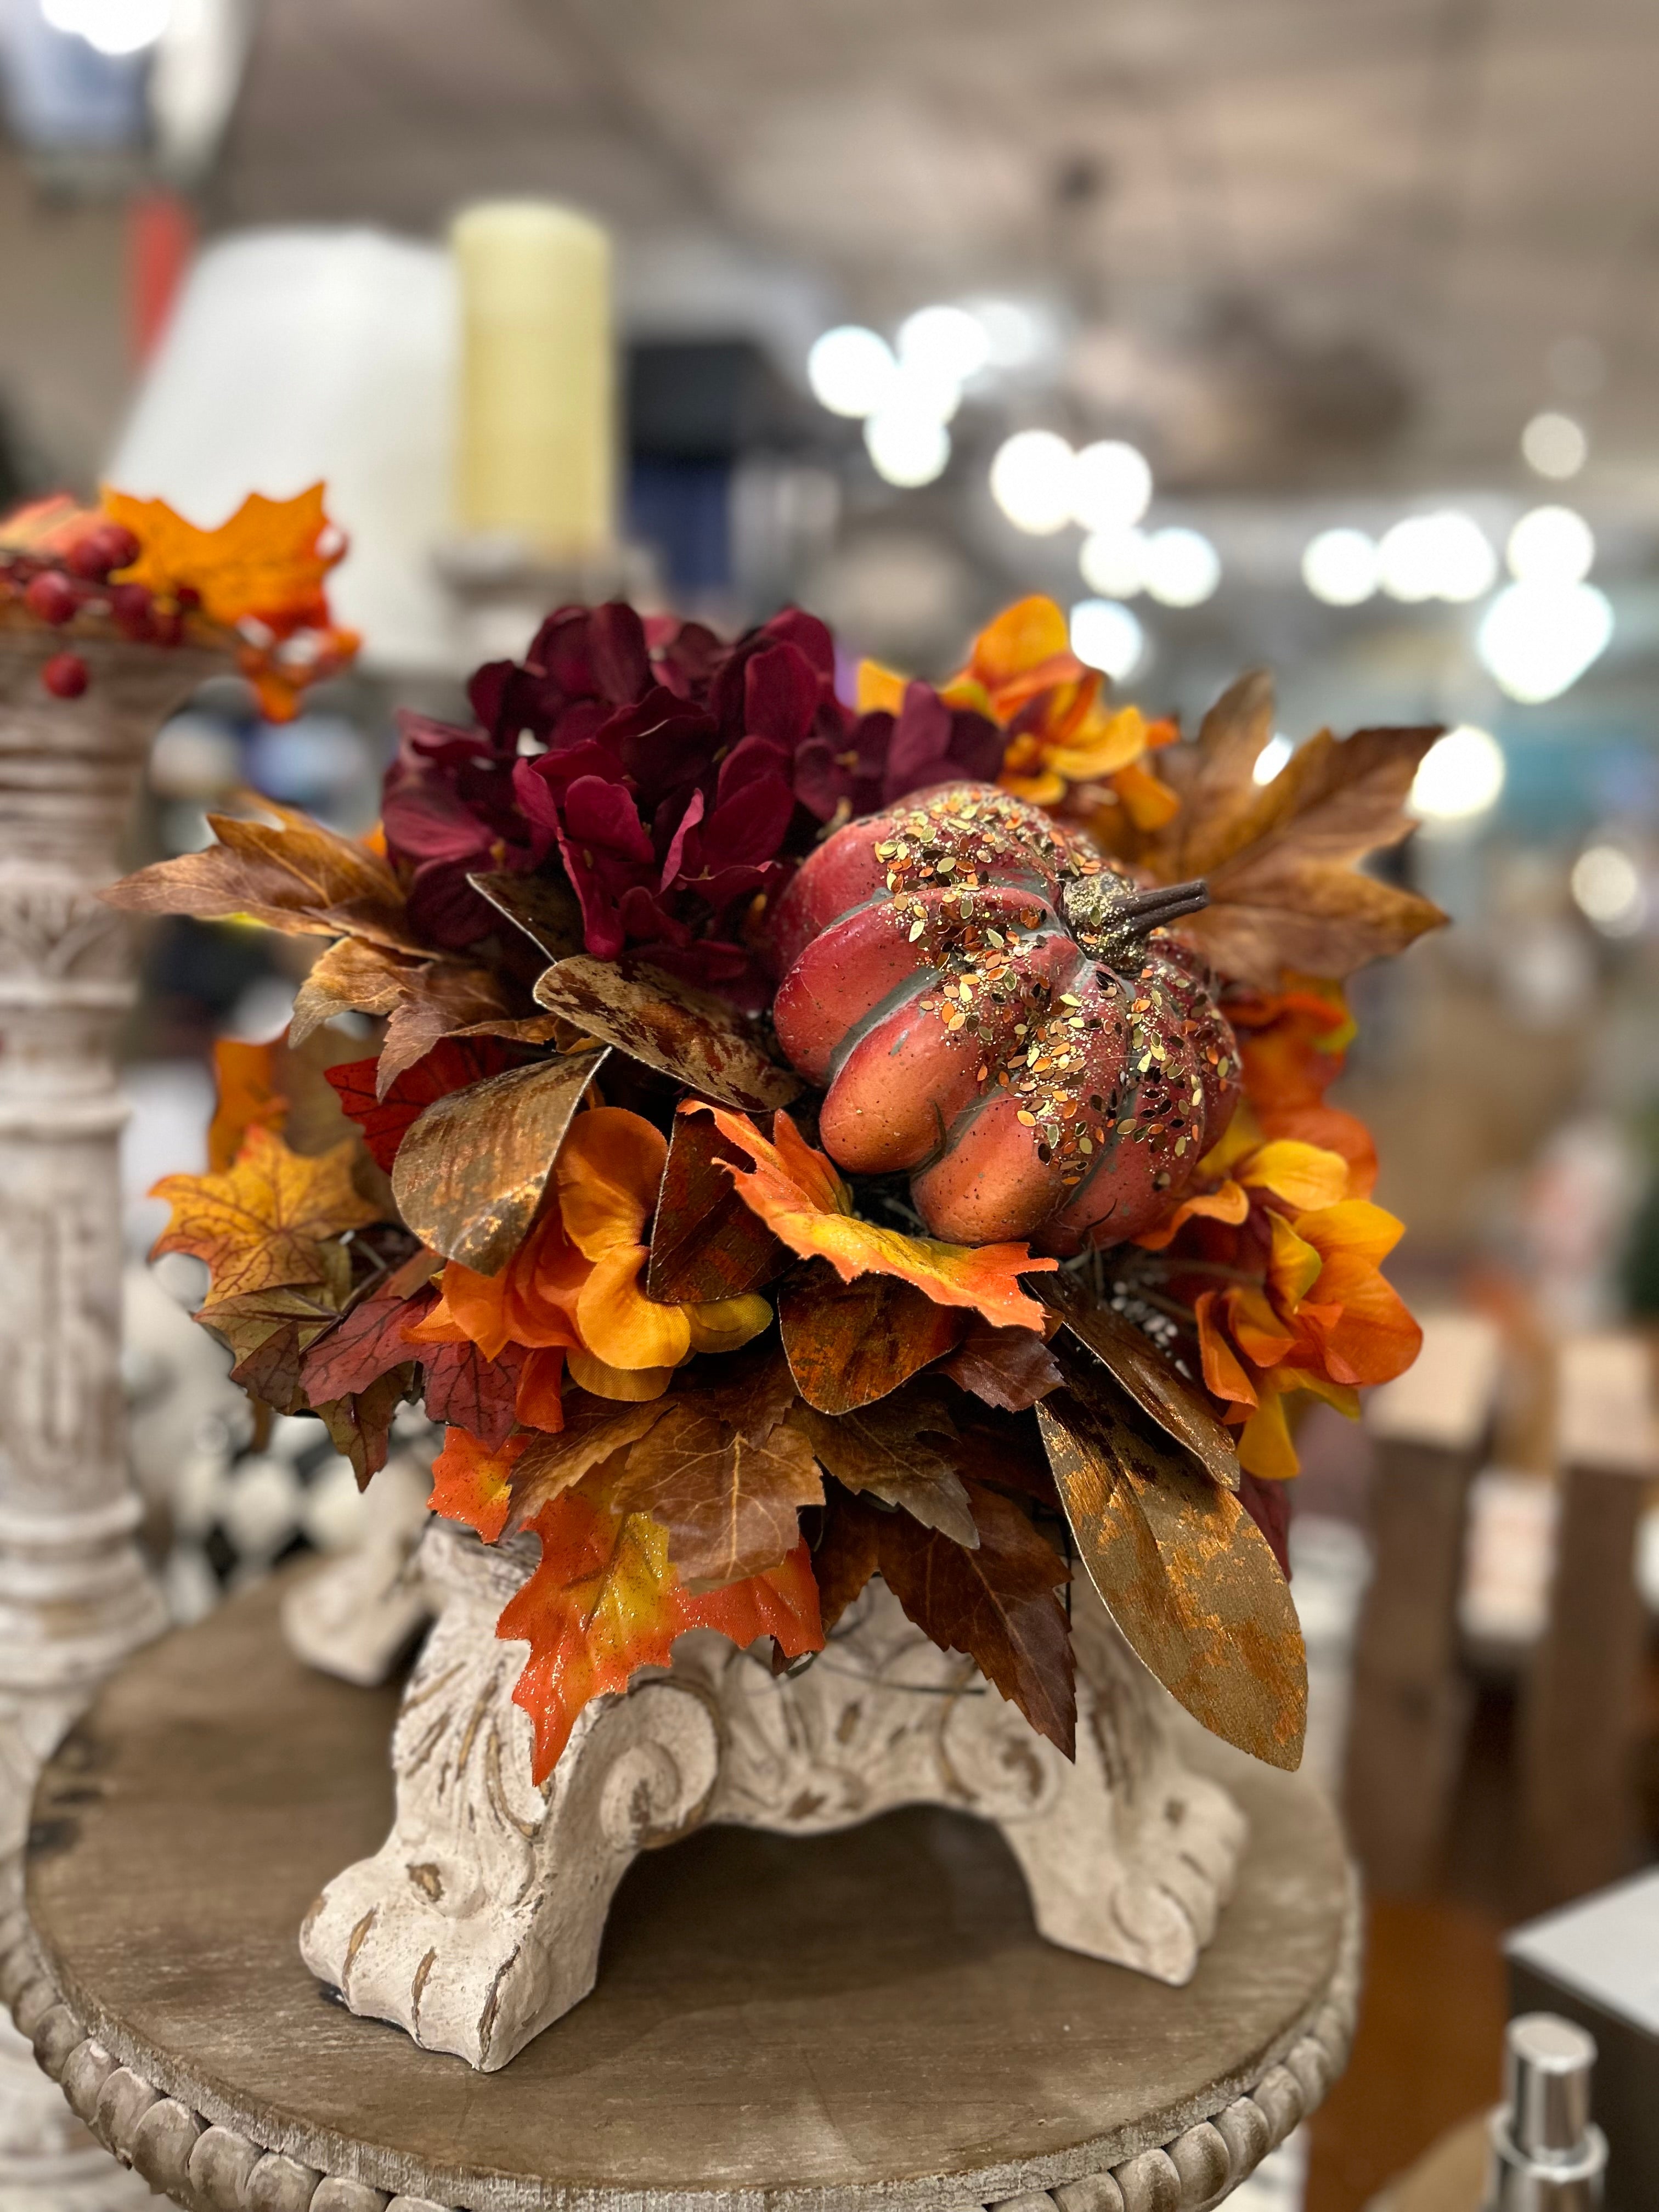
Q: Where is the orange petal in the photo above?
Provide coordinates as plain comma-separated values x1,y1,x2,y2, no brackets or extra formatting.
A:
1195,1289,1257,1408
1294,1198,1406,1269
856,659,909,714
997,768,1068,807
430,1426,528,1542
685,1294,774,1355
404,1288,479,1348
969,595,1073,690
1222,1283,1297,1368
1239,1139,1350,1212
515,1346,567,1433
567,1346,675,1400
1265,1211,1324,1314
576,1244,692,1370
684,1102,1056,1330
1295,1256,1422,1386
1237,1387,1300,1481
1134,1179,1250,1252
556,1107,668,1261
1111,758,1181,832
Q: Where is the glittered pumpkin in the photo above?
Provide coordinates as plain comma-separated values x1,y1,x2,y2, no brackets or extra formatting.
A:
767,784,1240,1252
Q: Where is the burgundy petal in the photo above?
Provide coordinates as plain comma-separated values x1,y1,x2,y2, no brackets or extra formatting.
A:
561,774,655,862
405,860,499,949
698,773,795,869
715,733,791,804
589,601,652,704
882,681,955,802
658,788,706,892
744,642,820,749
381,782,496,867
760,607,836,682
946,707,1006,783
466,660,514,737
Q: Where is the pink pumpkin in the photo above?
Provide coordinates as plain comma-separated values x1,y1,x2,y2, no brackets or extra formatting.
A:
768,783,1239,1252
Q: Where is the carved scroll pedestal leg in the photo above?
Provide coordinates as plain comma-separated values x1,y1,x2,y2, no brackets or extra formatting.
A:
0,639,219,2207
303,1521,1248,2072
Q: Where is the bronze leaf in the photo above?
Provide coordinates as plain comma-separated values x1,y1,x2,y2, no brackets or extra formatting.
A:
390,1048,607,1275
1037,1273,1239,1489
532,954,803,1113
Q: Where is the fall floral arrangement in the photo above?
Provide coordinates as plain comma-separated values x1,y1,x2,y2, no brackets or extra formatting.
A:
0,484,359,718
105,595,1443,1781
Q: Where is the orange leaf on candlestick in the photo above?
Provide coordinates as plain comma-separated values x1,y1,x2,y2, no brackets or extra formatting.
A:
100,484,345,629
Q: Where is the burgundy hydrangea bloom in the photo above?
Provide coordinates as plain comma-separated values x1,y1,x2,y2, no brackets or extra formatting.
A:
375,599,1011,999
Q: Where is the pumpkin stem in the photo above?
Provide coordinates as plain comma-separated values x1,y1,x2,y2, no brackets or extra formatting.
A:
1061,873,1209,956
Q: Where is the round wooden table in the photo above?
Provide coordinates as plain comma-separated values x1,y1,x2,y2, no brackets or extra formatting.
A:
3,1573,1359,2212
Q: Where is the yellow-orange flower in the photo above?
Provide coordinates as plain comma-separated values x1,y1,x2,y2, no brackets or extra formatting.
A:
413,1105,771,1413
857,594,1179,828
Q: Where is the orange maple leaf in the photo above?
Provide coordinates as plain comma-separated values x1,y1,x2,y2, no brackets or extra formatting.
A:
207,1037,287,1172
499,1488,823,1781
100,484,344,629
430,1426,532,1542
682,1102,1055,1331
151,1126,377,1311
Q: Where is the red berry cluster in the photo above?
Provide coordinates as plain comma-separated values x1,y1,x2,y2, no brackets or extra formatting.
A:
2,520,198,700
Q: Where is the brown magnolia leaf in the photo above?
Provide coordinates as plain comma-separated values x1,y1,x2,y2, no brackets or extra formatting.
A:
468,871,585,963
1037,1273,1239,1489
378,961,537,1094
151,1128,378,1311
532,954,803,1112
507,1393,674,1530
789,1384,977,1548
102,796,422,953
936,1402,1063,1509
1146,670,1278,880
874,1482,1075,1757
290,935,424,1044
670,1340,800,1443
612,1404,823,1589
206,1278,348,1416
316,1365,414,1488
940,1313,1065,1412
645,1109,788,1304
780,1264,966,1414
300,1282,435,1404
810,1488,882,1634
421,1338,523,1451
1035,1380,1306,1770
391,1051,607,1274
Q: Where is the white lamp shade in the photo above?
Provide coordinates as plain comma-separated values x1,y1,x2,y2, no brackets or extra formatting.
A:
106,226,458,677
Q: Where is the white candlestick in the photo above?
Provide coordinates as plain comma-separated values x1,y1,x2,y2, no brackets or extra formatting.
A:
451,200,615,561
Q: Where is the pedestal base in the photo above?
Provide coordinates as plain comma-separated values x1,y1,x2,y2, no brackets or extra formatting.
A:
300,1521,1250,2070
13,1573,1357,2212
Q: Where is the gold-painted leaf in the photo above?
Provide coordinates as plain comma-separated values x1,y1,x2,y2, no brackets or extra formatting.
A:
391,1049,607,1274
533,955,803,1112
1037,1273,1239,1489
468,871,585,963
1035,1379,1306,1770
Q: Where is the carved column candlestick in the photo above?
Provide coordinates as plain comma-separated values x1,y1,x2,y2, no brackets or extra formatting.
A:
0,631,220,2212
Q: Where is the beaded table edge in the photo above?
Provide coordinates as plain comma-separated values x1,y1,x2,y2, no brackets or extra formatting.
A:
0,1874,1361,2212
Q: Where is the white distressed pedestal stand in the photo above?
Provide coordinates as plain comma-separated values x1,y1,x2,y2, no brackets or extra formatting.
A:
301,1517,1252,2072
0,635,217,2211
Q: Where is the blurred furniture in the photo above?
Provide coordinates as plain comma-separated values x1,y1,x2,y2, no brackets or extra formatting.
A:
0,633,216,2210
1519,1335,1658,1906
1507,1869,1659,2211
1344,1314,1502,1892
8,1571,1361,2210
1361,2115,1487,2212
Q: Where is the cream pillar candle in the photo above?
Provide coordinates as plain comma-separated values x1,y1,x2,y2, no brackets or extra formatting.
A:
452,200,615,560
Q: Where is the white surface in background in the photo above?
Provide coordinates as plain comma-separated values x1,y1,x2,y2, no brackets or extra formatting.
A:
1228,2124,1308,2209
1366,1311,1502,1450
1289,1514,1371,1800
107,227,459,673
1506,1867,1659,2035
1459,1470,1558,1646
120,1056,212,1257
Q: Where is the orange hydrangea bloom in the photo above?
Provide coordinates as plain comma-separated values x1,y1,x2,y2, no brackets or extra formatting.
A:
414,1105,772,1428
1224,978,1377,1195
857,594,1179,828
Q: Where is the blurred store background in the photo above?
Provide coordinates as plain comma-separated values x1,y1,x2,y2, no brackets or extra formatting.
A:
2,3,1659,2207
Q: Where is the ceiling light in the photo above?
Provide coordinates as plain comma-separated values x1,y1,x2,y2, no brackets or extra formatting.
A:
1070,440,1152,531
1377,511,1496,603
896,304,989,386
806,325,896,419
1476,582,1613,702
1570,845,1645,936
1069,599,1145,681
1142,527,1220,607
41,0,172,55
1302,527,1379,606
989,430,1075,534
864,407,950,488
1506,505,1594,586
966,298,1050,370
1253,733,1294,786
1521,411,1587,480
1410,726,1506,823
1079,526,1145,599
